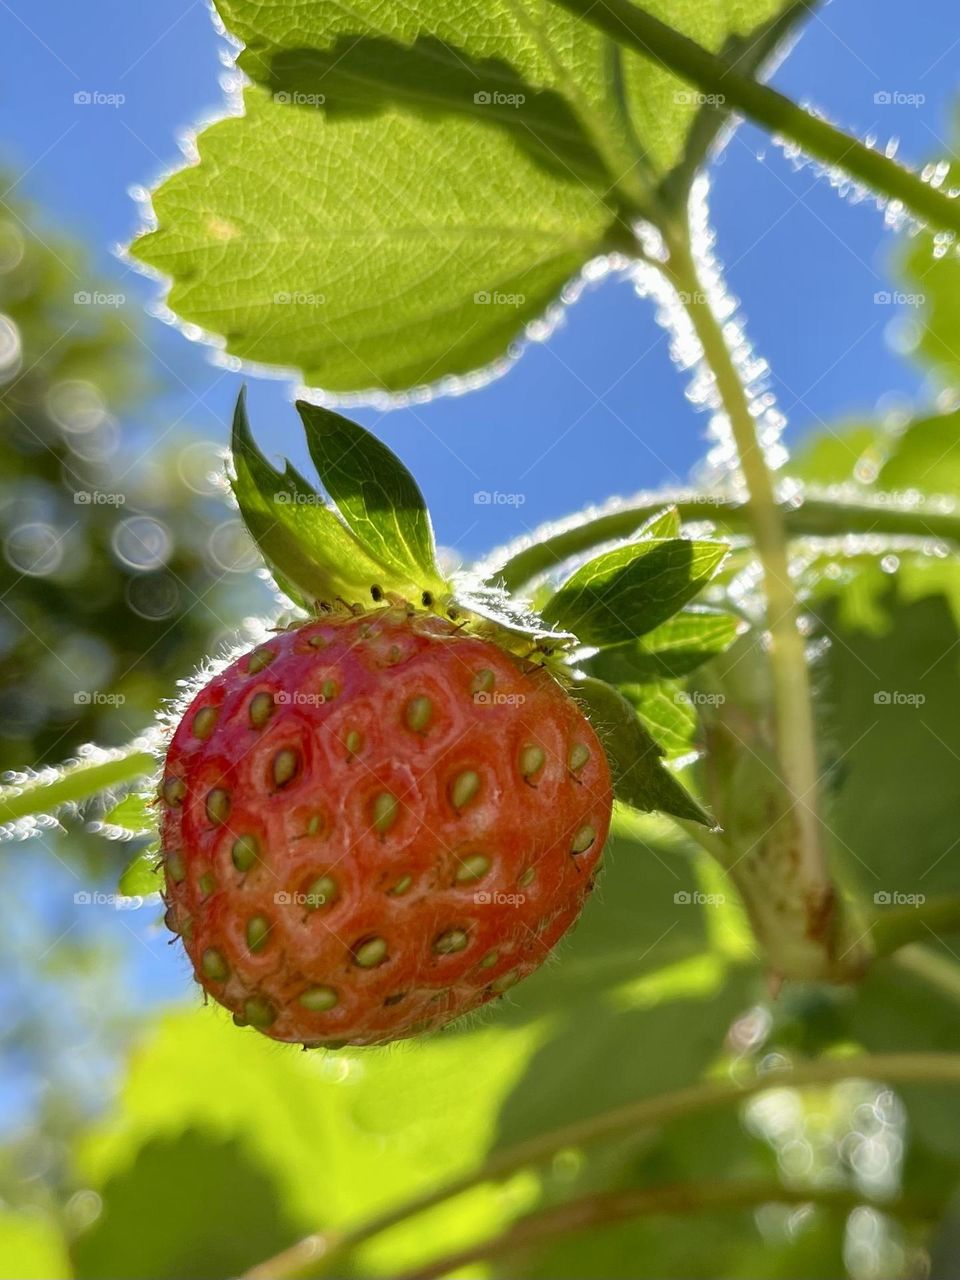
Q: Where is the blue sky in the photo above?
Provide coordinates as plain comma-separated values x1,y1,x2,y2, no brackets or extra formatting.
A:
0,0,955,563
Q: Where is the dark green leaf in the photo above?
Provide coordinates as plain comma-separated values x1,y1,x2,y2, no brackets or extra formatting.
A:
230,390,384,607
546,538,728,645
72,1131,301,1280
572,676,713,825
297,399,445,593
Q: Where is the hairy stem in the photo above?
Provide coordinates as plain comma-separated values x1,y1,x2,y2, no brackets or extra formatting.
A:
493,491,960,592
661,230,832,970
396,1180,940,1280
243,1053,960,1279
552,0,960,235
0,745,157,828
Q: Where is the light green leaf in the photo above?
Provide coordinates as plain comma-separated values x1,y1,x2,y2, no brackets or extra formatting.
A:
634,505,681,540
132,87,613,394
103,792,153,836
877,408,960,498
78,1008,542,1276
572,676,713,825
297,400,445,594
617,680,699,758
129,0,805,390
590,608,744,682
0,1210,71,1280
118,848,162,899
230,390,385,606
546,538,728,645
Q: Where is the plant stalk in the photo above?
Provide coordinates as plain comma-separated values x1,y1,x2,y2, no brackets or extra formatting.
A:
243,1053,960,1279
493,492,960,592
395,1179,940,1280
660,230,837,975
0,745,157,828
552,0,960,235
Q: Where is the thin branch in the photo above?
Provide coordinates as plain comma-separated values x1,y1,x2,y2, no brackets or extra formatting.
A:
243,1053,960,1279
492,492,960,592
396,1179,941,1280
0,742,157,829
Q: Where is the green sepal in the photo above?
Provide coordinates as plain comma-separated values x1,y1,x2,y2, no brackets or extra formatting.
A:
230,390,402,608
572,676,715,827
119,847,163,898
297,399,446,595
544,537,729,645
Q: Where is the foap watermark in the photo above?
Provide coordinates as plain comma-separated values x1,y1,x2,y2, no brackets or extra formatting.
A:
275,690,326,707
274,489,325,505
474,490,526,506
874,90,926,107
675,690,726,706
274,291,326,306
74,490,126,507
74,891,141,909
674,90,725,107
474,290,525,307
74,690,126,707
474,690,526,707
74,290,125,308
874,690,926,706
674,890,726,906
474,890,526,906
874,290,925,307
874,890,926,907
74,90,125,108
473,90,525,108
274,889,328,908
274,90,326,107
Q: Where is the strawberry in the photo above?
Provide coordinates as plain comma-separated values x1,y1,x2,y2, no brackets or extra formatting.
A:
159,606,612,1046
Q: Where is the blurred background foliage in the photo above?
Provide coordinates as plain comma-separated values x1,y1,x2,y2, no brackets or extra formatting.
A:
1,119,960,1280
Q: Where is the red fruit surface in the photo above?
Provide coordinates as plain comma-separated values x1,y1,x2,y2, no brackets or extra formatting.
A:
159,607,612,1046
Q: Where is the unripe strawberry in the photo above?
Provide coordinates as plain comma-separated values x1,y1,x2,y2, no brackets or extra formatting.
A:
159,607,612,1046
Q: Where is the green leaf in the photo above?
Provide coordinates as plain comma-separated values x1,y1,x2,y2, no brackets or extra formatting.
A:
817,580,960,903
0,1210,71,1280
590,608,744,682
495,960,752,1147
635,505,681,540
129,0,805,391
297,400,445,593
78,1008,541,1276
877,408,960,498
230,389,385,607
72,1131,300,1280
118,848,162,899
103,792,153,836
546,538,728,645
132,86,613,394
616,680,699,758
572,676,713,825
